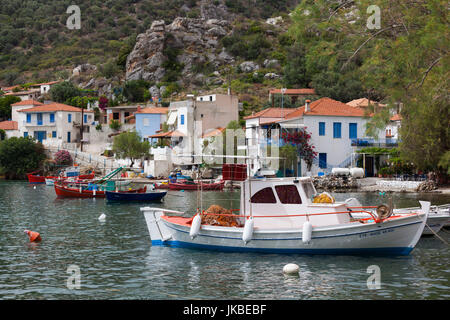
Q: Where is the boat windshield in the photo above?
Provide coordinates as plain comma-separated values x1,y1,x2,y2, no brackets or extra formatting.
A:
302,182,316,199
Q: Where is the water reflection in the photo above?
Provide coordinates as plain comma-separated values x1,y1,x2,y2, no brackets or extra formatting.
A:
0,181,449,299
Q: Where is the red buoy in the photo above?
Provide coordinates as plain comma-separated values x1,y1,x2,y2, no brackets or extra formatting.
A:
24,230,41,243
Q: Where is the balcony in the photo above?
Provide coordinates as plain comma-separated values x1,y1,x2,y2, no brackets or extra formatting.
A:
23,120,56,127
351,138,399,148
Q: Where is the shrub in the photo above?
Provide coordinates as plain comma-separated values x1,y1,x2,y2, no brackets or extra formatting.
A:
54,150,72,165
109,119,122,131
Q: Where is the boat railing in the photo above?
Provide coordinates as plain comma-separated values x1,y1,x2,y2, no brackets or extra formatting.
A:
197,206,422,224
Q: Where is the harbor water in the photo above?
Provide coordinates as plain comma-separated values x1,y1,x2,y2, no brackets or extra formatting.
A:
0,181,449,300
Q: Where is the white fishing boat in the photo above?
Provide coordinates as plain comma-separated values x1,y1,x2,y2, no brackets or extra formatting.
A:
141,172,429,255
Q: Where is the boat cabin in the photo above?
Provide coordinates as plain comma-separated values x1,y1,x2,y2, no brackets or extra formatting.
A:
240,177,350,229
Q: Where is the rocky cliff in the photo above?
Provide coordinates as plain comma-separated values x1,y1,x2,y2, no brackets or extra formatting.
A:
126,17,234,90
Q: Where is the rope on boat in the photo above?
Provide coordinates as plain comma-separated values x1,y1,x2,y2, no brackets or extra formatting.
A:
425,223,449,246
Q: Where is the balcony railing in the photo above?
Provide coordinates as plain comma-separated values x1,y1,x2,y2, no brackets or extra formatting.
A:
351,138,399,148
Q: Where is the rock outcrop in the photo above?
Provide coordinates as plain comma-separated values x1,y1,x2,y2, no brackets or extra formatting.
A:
126,17,232,86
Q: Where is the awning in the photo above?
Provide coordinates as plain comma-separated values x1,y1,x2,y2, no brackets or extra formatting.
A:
278,122,305,129
167,111,177,125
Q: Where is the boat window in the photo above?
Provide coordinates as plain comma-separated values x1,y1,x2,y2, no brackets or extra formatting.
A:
250,187,277,203
275,185,302,204
302,182,316,199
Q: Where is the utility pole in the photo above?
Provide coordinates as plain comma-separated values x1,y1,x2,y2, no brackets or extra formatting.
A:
80,107,84,152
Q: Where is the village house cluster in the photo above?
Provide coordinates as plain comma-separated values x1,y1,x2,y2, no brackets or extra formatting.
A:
0,83,401,178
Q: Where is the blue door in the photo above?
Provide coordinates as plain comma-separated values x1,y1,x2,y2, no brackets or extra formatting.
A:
319,153,327,169
37,113,43,126
34,131,46,143
67,131,71,143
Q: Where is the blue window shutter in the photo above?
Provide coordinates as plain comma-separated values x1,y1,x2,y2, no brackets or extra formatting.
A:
180,114,185,125
24,132,28,137
27,114,31,123
349,123,357,139
333,122,341,138
50,113,55,123
52,131,56,138
319,122,325,136
68,114,72,123
84,114,87,123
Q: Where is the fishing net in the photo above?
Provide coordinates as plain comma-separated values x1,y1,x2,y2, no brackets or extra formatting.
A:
201,205,243,227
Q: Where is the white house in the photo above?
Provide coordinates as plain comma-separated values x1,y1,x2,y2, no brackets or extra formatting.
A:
17,102,94,144
246,97,386,177
0,121,19,139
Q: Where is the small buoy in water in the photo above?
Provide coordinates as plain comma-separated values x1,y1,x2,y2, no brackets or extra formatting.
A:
98,213,106,221
24,229,41,243
33,186,36,189
283,263,299,276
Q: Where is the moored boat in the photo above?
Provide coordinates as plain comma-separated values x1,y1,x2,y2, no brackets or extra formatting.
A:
54,183,146,198
105,190,167,202
168,180,225,191
142,173,429,255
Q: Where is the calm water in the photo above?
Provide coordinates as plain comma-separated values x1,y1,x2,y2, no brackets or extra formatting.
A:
0,181,449,300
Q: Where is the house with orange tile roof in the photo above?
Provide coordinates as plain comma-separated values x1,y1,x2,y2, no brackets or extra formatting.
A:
0,120,19,139
246,97,389,177
17,102,94,143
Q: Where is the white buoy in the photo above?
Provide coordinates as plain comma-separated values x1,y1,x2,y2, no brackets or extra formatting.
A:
33,186,36,189
189,214,202,239
242,217,254,244
98,213,106,222
283,263,300,276
302,221,312,244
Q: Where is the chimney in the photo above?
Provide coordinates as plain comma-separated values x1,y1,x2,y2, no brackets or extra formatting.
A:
305,100,311,112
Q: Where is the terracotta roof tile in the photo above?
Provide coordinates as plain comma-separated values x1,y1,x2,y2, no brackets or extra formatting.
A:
0,121,18,130
269,88,316,95
244,108,295,120
11,100,43,107
285,97,366,119
18,103,93,113
390,114,402,121
135,107,169,114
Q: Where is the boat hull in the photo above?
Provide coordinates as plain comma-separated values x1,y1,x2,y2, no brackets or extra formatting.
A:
141,207,428,255
27,174,46,184
106,190,167,202
54,184,106,198
168,181,225,191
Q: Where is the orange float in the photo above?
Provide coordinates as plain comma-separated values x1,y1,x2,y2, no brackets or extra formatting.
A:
24,230,41,242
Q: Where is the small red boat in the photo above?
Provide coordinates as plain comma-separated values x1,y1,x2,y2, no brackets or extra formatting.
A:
27,172,46,184
168,180,225,191
54,183,146,198
27,171,95,184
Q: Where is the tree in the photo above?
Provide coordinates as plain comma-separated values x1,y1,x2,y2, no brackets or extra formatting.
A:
0,136,47,179
49,81,82,103
281,129,317,171
289,0,449,176
0,95,21,120
112,131,150,167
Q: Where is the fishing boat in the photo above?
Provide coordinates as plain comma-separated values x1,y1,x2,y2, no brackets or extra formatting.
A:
141,163,429,255
105,189,167,202
26,171,46,184
54,183,146,198
154,181,169,189
168,180,225,191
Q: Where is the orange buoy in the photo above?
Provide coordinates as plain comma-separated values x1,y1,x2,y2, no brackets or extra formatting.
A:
24,230,41,243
